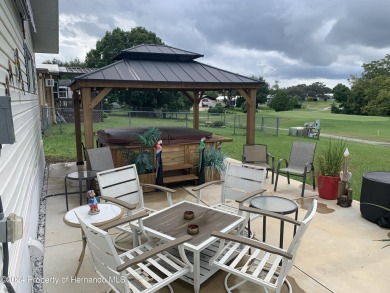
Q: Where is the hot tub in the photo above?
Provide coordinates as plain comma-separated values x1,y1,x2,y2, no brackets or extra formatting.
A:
96,126,232,184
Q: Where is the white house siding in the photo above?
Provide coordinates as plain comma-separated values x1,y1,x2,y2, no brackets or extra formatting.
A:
0,0,46,292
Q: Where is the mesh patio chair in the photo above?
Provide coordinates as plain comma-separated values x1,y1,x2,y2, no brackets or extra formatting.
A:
210,199,317,293
274,141,316,197
242,144,275,184
75,209,193,293
86,146,115,172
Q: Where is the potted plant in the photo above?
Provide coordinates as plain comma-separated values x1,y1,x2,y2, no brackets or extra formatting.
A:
203,146,227,181
121,127,161,188
316,139,347,200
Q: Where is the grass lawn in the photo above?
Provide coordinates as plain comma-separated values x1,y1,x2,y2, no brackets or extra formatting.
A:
43,103,390,201
260,101,390,142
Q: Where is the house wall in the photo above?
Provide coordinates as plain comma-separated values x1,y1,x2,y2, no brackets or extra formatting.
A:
0,1,46,292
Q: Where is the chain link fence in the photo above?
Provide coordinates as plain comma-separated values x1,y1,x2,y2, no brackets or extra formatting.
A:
41,107,280,136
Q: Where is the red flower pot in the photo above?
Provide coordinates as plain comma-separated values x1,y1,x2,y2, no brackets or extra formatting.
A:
317,175,341,200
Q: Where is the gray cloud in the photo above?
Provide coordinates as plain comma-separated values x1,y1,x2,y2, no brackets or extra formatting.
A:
35,0,390,88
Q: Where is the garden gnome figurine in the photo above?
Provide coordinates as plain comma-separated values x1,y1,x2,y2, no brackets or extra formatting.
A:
155,140,164,186
86,190,100,215
198,137,206,184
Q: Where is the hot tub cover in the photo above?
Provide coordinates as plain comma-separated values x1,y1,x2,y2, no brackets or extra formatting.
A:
97,126,213,146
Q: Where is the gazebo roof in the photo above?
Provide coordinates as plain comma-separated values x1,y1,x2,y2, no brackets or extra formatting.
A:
72,44,258,88
112,44,203,61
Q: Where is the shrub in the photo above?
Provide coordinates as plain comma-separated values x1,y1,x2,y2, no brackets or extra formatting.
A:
208,103,225,114
213,121,225,127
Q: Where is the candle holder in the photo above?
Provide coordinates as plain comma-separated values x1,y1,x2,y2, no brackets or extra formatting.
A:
187,224,199,235
183,211,194,220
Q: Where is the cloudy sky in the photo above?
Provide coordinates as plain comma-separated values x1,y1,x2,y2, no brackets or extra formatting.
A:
35,0,390,88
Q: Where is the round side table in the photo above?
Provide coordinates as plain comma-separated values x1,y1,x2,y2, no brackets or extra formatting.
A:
250,195,298,248
63,204,123,276
64,170,97,210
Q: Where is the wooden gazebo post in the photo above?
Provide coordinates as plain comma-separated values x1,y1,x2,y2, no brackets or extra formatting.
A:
239,88,257,145
81,87,94,150
192,90,201,129
73,90,84,165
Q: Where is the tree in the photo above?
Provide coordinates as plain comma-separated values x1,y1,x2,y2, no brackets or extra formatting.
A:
85,27,164,68
361,54,390,80
251,76,269,104
286,84,307,102
362,76,390,116
43,58,86,67
307,82,331,100
268,90,294,112
332,84,350,105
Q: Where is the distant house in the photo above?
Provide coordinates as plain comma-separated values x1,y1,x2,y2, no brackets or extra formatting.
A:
36,65,101,125
0,1,59,292
266,95,273,103
216,95,238,107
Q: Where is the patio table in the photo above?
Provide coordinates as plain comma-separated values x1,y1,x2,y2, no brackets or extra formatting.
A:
64,170,97,210
249,195,298,248
133,200,246,293
63,203,124,277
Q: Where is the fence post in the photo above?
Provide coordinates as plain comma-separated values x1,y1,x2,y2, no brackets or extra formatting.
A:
276,117,280,136
185,113,188,127
261,116,264,132
233,114,236,135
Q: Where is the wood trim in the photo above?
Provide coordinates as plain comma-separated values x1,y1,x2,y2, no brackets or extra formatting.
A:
89,87,112,109
235,189,267,203
100,196,137,210
99,211,149,231
211,231,293,259
71,80,259,91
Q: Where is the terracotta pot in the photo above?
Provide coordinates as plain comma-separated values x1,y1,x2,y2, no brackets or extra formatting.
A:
317,175,341,200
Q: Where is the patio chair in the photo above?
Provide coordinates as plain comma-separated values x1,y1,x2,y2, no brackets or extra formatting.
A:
210,198,317,293
242,144,275,184
75,209,193,293
193,163,267,236
274,141,316,197
86,146,115,172
97,164,176,249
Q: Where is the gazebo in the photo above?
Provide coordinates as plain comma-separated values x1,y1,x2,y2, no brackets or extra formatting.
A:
70,44,261,163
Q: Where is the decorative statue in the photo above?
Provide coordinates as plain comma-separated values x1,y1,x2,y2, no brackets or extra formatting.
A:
198,137,206,184
337,148,353,207
86,190,100,215
155,140,164,186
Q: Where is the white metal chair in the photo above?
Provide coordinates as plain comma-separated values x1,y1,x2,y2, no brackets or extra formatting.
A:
75,209,193,293
193,163,266,213
242,144,275,184
193,163,267,237
97,164,176,249
210,199,317,293
274,141,316,197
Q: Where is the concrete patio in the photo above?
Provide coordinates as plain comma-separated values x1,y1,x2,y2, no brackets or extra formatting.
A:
42,161,389,293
